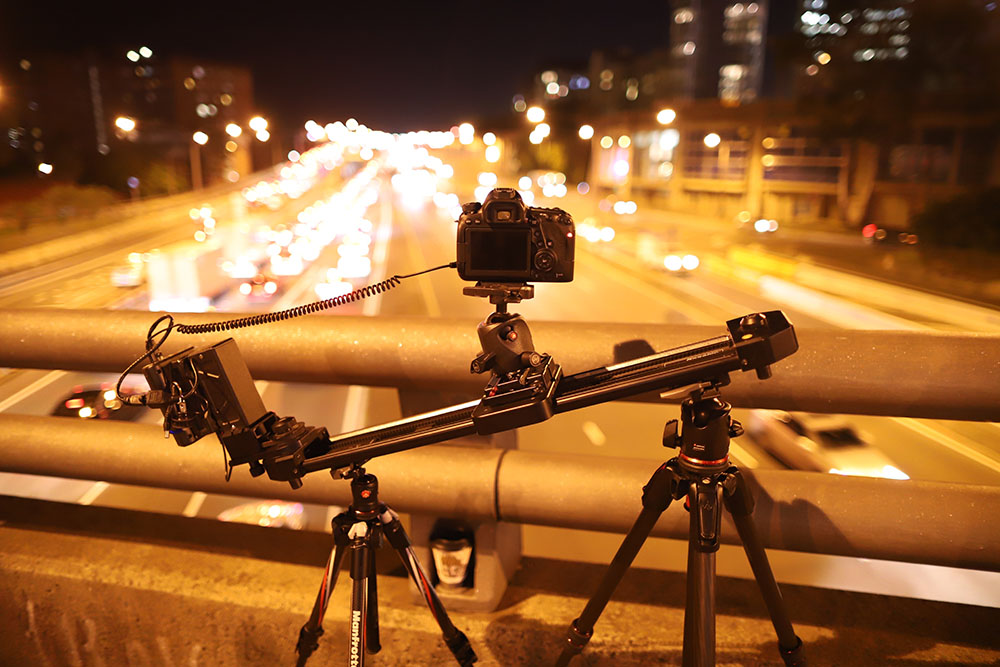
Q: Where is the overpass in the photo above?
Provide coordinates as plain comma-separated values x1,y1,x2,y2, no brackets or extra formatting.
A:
1,308,998,665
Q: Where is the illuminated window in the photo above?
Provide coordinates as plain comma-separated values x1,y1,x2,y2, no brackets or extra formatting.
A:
719,65,748,103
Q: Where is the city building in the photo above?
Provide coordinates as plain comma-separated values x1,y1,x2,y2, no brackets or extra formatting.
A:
586,99,1000,230
2,49,262,192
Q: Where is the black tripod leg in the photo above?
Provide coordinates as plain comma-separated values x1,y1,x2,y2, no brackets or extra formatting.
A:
366,532,382,654
682,480,722,667
296,518,351,667
379,507,477,666
555,462,680,666
722,468,806,667
348,523,374,666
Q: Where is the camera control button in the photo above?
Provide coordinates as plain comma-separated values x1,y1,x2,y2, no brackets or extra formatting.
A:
534,250,556,271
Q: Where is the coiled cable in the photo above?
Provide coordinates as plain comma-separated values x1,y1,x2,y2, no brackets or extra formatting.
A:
177,262,455,335
115,262,456,402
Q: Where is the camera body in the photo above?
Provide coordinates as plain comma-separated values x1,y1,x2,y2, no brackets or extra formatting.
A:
456,187,575,283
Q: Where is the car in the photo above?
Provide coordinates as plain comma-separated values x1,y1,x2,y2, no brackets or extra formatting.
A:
110,253,146,287
51,385,146,421
746,409,909,479
861,223,918,245
636,233,700,275
217,501,307,529
734,212,779,235
239,271,279,302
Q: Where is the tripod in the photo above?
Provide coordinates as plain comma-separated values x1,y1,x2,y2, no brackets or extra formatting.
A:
295,465,477,666
556,385,806,667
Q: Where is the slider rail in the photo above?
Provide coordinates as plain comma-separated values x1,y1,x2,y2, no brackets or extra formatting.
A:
300,334,739,474
300,400,480,473
553,335,735,411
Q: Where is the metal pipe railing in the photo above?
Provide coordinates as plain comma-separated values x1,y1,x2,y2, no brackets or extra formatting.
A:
1,309,998,420
1,414,998,572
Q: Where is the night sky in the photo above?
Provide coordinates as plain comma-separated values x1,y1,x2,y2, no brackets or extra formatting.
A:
8,1,673,132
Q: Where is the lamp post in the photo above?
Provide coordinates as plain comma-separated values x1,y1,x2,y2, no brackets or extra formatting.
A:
191,131,208,189
114,116,137,142
249,116,273,169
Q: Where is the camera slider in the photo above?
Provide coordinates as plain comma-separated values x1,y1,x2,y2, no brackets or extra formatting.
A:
297,311,797,474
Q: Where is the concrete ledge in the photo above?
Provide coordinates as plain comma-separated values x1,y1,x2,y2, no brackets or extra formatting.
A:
1,498,998,666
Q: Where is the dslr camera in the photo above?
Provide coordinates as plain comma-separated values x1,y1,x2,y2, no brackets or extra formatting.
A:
456,187,575,283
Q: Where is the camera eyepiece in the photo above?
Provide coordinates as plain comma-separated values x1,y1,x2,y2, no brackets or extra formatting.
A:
480,187,526,224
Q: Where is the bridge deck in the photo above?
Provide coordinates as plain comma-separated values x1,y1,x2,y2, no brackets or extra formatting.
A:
1,497,997,666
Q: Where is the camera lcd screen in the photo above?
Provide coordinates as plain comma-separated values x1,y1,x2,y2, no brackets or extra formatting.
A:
469,228,531,272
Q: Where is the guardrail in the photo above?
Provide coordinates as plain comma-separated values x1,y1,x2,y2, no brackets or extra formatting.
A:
1,309,999,571
1,309,998,419
1,414,998,572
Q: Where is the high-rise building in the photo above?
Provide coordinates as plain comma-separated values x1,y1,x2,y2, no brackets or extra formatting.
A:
796,0,912,65
3,48,256,189
666,0,780,104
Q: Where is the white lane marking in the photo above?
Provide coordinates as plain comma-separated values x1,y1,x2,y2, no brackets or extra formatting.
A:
77,481,109,505
891,417,1000,475
341,385,369,435
324,505,339,533
668,272,768,321
729,443,759,469
182,491,207,517
758,276,924,331
582,248,715,324
395,203,442,317
581,421,606,447
0,370,67,412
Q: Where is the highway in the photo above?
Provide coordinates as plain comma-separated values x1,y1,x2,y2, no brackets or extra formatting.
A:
1,140,999,606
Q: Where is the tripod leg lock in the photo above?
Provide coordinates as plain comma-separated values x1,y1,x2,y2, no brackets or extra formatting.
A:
379,509,410,550
721,467,755,516
563,617,593,655
641,462,681,513
444,629,478,666
692,482,723,553
779,635,806,666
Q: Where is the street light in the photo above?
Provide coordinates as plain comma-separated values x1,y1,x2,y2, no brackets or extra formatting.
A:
526,106,545,123
114,116,136,132
249,116,268,133
458,122,475,145
656,108,677,125
703,133,721,148
578,124,595,140
190,132,208,189
225,123,242,138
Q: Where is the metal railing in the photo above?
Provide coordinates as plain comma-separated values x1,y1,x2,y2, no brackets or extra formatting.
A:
1,309,999,571
2,308,998,419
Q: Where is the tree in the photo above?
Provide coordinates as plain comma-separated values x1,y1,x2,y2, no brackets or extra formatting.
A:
911,188,1000,250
